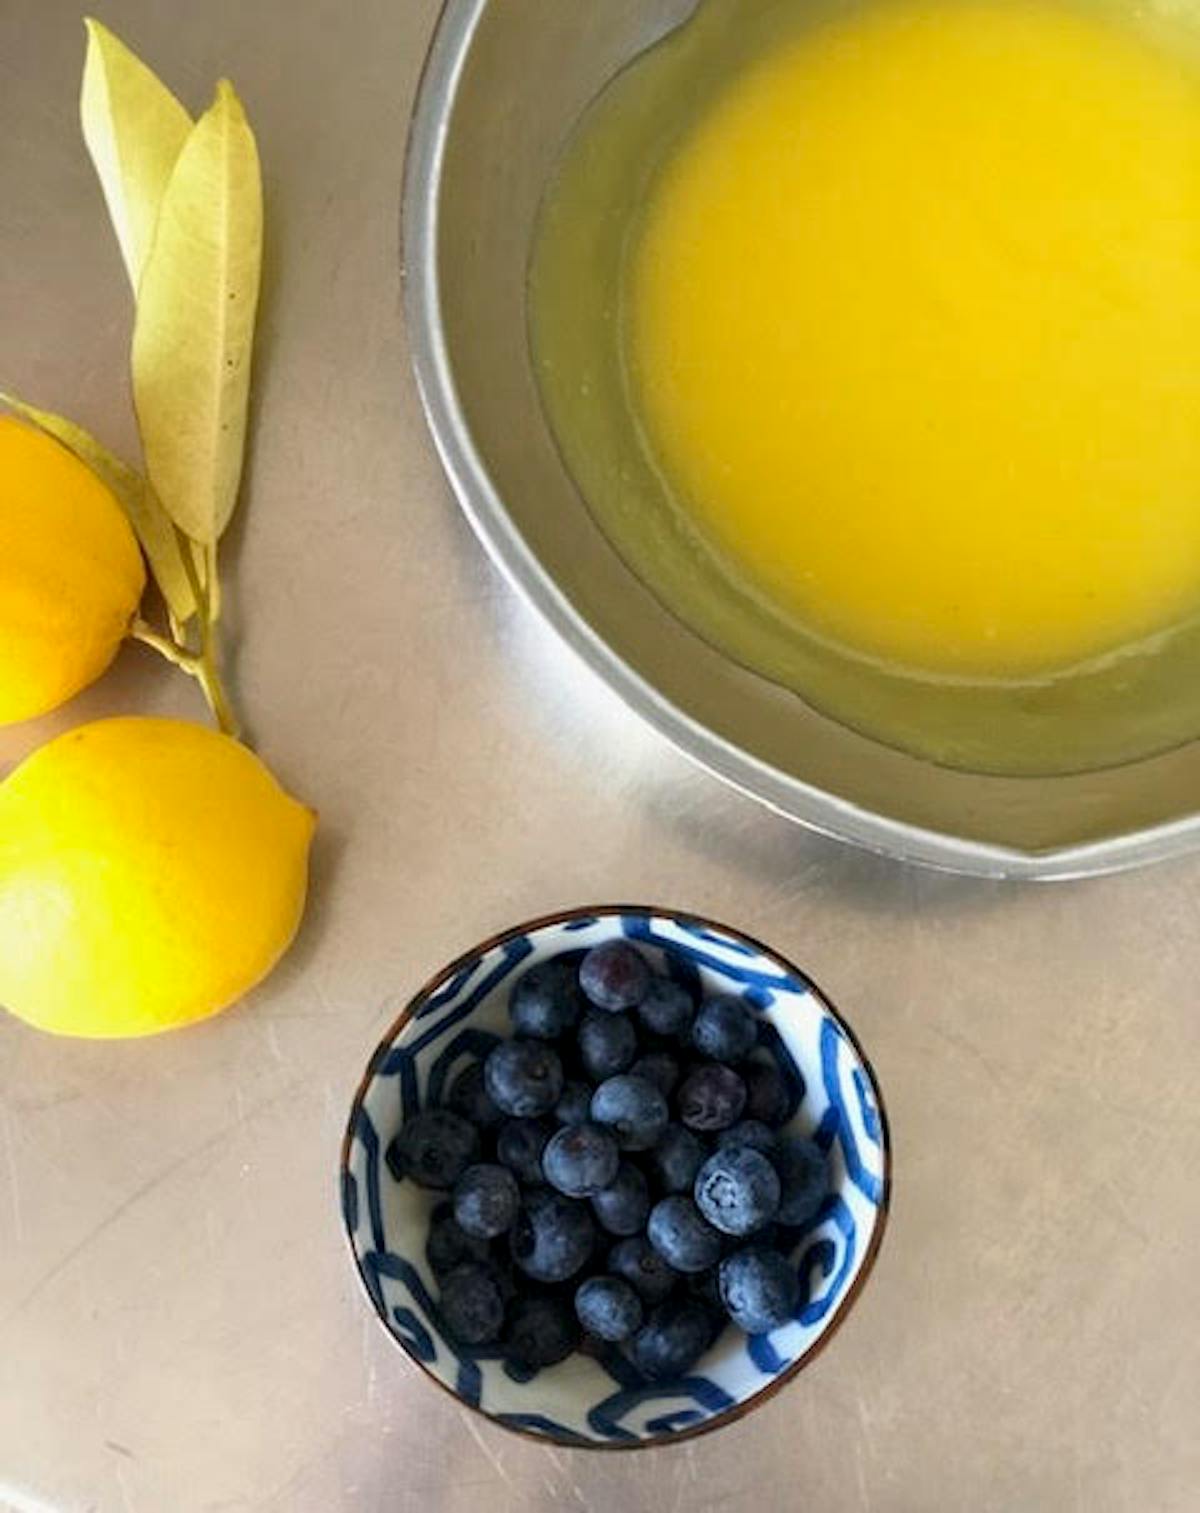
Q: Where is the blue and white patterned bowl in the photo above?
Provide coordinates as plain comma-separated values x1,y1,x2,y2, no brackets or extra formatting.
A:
340,906,891,1448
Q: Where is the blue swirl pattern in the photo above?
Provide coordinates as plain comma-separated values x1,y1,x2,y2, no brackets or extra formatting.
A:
342,910,888,1447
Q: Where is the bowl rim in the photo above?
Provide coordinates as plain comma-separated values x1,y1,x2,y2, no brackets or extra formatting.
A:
402,0,1200,882
338,902,893,1451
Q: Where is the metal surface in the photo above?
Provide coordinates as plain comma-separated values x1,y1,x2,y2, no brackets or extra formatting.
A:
0,2,1198,1510
405,0,1200,880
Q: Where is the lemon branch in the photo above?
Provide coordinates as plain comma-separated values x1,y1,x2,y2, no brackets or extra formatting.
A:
179,529,241,741
131,619,198,670
132,529,242,741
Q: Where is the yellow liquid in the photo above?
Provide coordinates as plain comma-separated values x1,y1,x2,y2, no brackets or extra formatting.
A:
530,0,1200,772
628,0,1200,679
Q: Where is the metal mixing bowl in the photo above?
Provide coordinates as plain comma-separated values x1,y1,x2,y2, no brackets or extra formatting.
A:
403,0,1200,880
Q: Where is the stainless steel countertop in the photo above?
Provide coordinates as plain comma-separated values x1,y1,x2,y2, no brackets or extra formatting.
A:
1,3,1197,1509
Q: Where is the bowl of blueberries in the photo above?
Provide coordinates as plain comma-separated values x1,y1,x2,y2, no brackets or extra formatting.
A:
340,906,890,1447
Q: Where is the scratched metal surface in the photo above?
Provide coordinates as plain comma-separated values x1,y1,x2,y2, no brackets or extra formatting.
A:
0,2,1198,1509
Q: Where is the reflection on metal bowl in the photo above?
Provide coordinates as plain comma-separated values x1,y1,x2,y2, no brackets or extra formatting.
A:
403,0,1200,879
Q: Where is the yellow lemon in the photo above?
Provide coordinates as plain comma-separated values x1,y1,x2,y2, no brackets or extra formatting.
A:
0,717,315,1037
0,417,146,724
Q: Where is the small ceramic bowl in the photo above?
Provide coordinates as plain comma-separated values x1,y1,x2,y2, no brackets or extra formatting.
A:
340,905,891,1448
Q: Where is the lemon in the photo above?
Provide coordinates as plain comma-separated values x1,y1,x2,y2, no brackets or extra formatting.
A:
0,717,315,1037
0,417,146,724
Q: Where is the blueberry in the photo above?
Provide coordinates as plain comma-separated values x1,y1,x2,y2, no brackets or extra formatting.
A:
694,1145,781,1236
676,1064,747,1132
691,996,757,1062
630,1051,681,1098
716,1119,779,1158
719,1246,799,1334
580,941,652,1012
575,1275,644,1342
554,1080,592,1127
590,1074,669,1152
647,1195,723,1273
590,1161,650,1236
484,1039,564,1118
509,960,585,1039
453,1163,521,1239
637,978,695,1038
445,1061,503,1130
578,1009,637,1081
608,1236,680,1305
439,1263,506,1345
542,1122,620,1198
774,1136,829,1227
743,1058,791,1126
651,1123,707,1194
426,1201,492,1276
389,1109,480,1189
506,1295,579,1370
495,1117,551,1185
632,1297,715,1380
510,1188,596,1282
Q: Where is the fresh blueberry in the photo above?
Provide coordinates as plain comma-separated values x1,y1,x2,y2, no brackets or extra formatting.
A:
632,1297,715,1380
578,1009,637,1081
743,1058,791,1126
574,1275,644,1342
445,1061,503,1130
542,1122,620,1198
637,978,695,1038
630,1051,681,1098
554,1080,592,1127
509,959,585,1039
580,940,652,1012
510,1187,596,1282
389,1109,480,1189
484,1039,564,1118
426,1201,492,1276
608,1236,680,1305
590,1162,650,1236
716,1119,779,1158
651,1123,707,1194
438,1262,506,1346
693,1145,781,1236
719,1246,799,1334
453,1163,521,1239
647,1195,723,1273
676,1064,747,1132
691,996,757,1062
506,1294,580,1370
774,1136,829,1227
590,1074,669,1152
495,1117,551,1185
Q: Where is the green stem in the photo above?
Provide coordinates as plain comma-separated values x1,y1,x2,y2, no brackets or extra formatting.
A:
196,615,241,741
131,619,199,671
137,530,244,741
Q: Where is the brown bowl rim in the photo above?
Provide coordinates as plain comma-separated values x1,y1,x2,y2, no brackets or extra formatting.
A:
339,902,893,1452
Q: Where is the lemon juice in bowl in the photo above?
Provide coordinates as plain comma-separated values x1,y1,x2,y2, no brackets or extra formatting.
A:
530,0,1200,775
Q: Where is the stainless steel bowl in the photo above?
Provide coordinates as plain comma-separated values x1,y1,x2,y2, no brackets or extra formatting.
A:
403,0,1200,880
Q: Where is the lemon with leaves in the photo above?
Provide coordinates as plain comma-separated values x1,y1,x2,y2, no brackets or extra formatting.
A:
0,417,145,724
0,717,315,1038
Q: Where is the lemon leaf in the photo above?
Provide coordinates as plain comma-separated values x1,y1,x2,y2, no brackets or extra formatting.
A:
0,392,197,624
80,18,193,292
132,80,262,546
